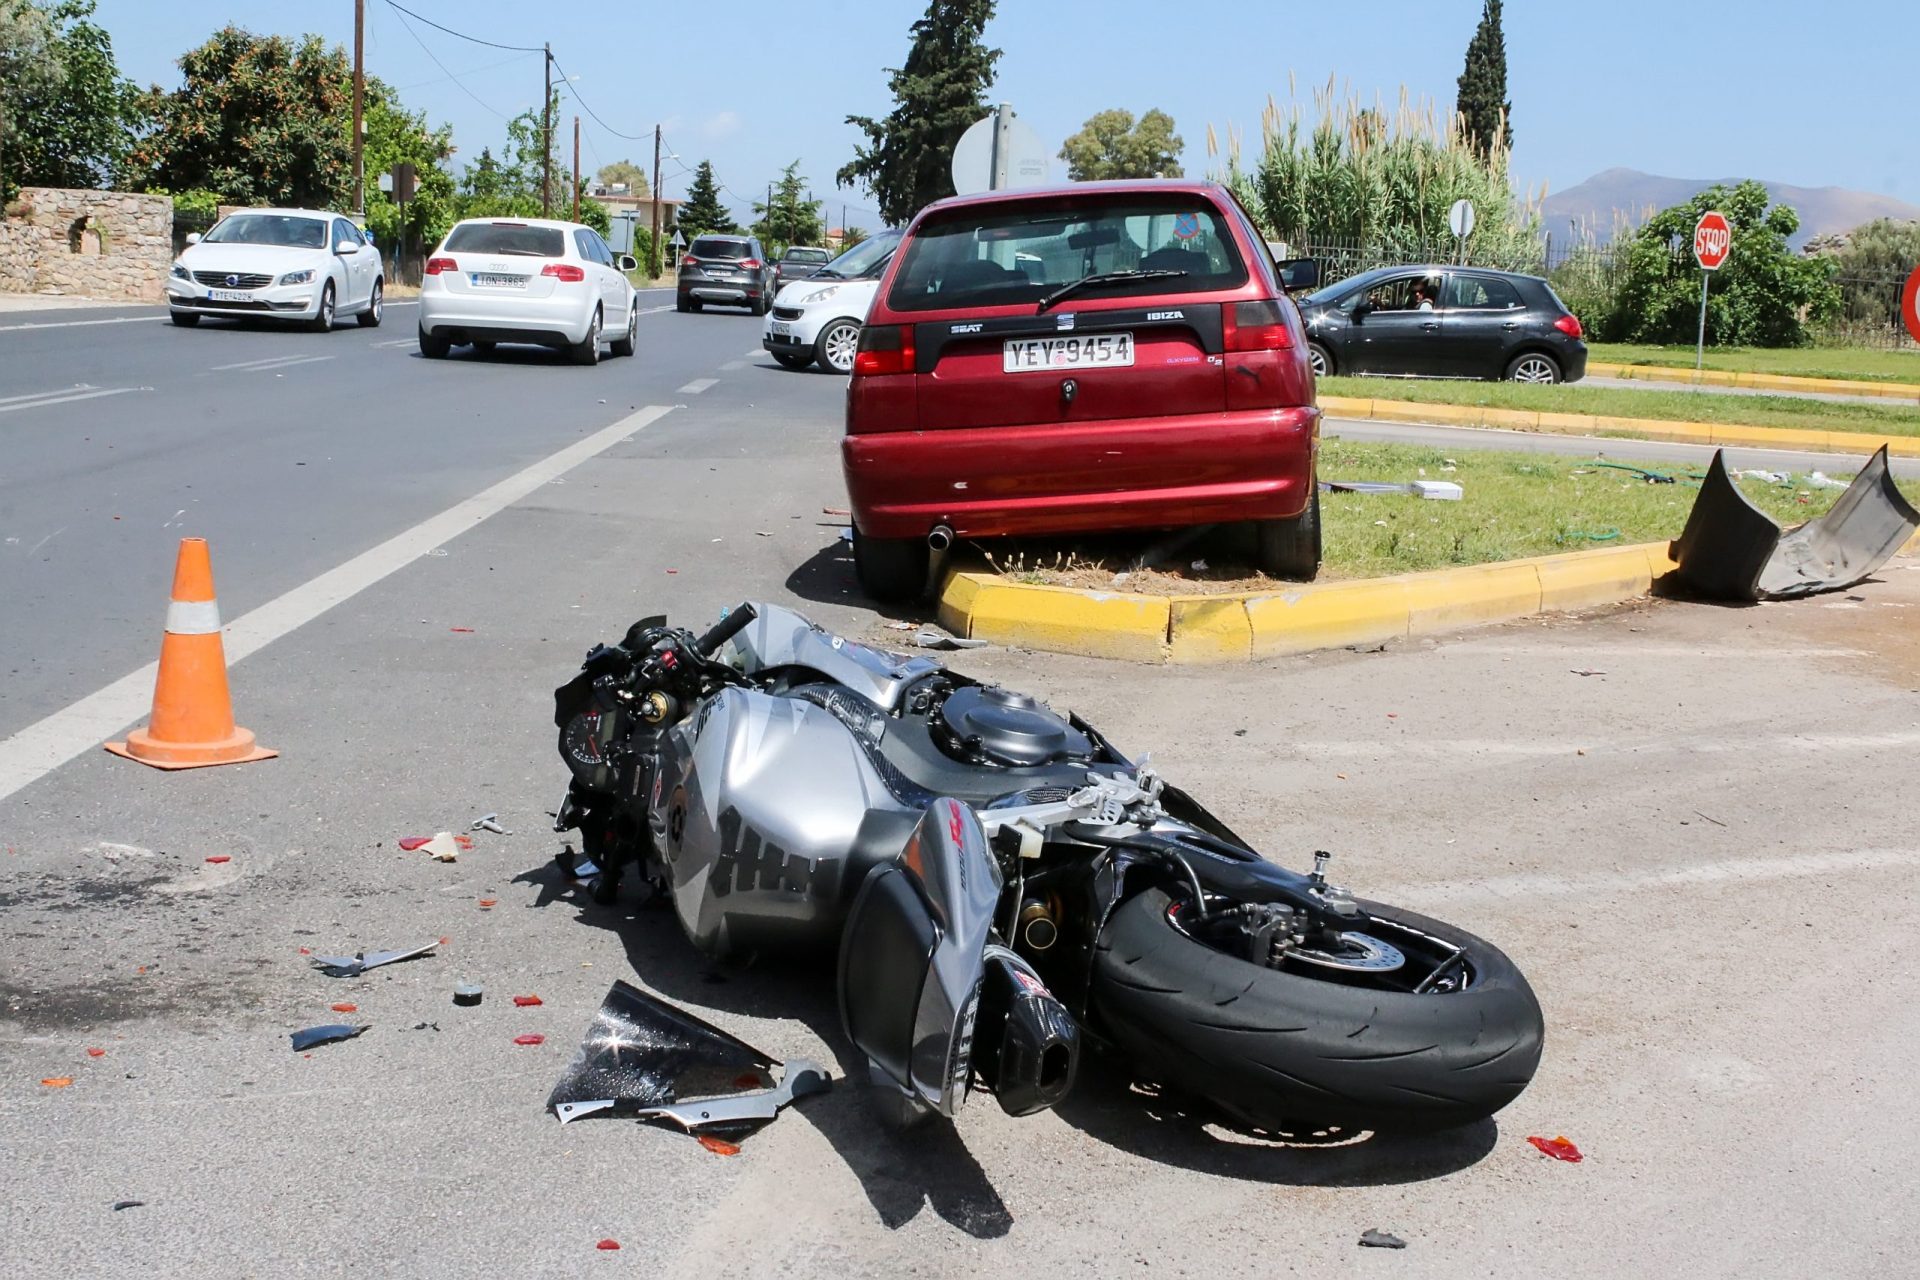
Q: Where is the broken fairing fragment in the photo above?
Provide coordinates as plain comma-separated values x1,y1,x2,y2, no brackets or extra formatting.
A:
309,941,437,977
290,1023,370,1051
546,981,830,1139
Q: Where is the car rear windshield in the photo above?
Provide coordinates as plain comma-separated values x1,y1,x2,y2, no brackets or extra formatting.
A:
887,197,1248,312
691,238,751,259
784,248,831,262
444,222,565,257
204,214,328,249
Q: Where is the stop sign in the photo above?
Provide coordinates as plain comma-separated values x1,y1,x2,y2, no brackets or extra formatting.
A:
1693,211,1732,271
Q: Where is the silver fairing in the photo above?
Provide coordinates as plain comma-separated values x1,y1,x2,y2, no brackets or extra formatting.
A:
728,603,942,712
653,685,912,955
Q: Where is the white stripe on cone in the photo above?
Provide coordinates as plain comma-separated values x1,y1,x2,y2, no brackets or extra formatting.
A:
165,599,222,635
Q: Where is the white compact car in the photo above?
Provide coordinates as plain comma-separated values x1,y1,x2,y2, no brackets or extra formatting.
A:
167,208,383,330
419,218,638,365
761,230,901,373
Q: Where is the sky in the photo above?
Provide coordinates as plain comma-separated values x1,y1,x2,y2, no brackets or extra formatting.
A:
87,0,1920,225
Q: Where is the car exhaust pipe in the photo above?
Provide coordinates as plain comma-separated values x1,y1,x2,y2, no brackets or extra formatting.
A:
927,524,954,552
921,525,956,605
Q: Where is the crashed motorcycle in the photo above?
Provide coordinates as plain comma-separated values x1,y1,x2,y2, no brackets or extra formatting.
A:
552,603,1543,1133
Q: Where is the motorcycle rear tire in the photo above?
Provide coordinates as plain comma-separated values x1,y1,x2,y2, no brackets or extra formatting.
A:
1090,887,1543,1133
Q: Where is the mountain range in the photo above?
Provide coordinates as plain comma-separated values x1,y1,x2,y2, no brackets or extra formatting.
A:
1538,168,1920,247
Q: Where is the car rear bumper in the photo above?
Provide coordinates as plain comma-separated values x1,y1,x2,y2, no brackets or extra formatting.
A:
680,279,764,304
418,290,593,344
1561,342,1589,382
843,406,1320,540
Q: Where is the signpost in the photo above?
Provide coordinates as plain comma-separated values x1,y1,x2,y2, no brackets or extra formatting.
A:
1902,265,1920,346
1448,198,1476,265
1692,210,1732,371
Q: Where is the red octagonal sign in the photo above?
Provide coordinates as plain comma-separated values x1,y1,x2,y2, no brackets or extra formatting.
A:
1693,211,1732,271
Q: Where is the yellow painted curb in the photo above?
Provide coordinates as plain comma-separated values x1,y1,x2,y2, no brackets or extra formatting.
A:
1167,596,1254,663
1590,360,1920,402
1242,578,1412,660
956,573,1171,663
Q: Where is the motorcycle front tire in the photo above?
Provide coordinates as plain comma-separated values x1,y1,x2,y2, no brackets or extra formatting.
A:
1090,888,1543,1133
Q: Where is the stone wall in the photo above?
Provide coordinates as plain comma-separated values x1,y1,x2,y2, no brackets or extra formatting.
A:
0,188,173,302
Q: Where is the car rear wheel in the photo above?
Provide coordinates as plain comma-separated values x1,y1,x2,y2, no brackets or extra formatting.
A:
675,295,691,313
1506,352,1561,384
357,279,383,328
170,311,200,328
418,325,451,359
853,526,930,603
688,297,704,314
772,351,813,371
307,282,336,333
571,308,602,366
610,304,637,357
1254,486,1322,581
750,295,770,317
816,319,862,375
1307,341,1333,378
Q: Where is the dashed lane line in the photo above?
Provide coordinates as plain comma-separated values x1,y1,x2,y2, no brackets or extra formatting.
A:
209,354,335,373
0,314,165,332
677,377,718,394
0,385,142,414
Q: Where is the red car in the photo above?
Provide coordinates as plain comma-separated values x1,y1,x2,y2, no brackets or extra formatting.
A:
841,179,1322,602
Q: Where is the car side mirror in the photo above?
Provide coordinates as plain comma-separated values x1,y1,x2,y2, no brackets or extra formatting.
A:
1274,257,1319,292
185,232,201,246
1351,299,1372,318
335,243,354,256
617,254,637,272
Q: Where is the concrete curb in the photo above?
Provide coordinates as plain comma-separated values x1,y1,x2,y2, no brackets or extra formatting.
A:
1588,360,1920,403
1317,394,1920,458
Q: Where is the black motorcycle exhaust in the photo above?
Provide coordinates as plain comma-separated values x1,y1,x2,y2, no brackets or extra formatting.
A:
973,946,1078,1117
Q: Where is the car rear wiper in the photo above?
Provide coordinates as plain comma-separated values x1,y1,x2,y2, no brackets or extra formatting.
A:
1036,269,1188,313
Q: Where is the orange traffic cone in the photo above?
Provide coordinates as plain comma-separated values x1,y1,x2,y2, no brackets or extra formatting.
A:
105,537,276,770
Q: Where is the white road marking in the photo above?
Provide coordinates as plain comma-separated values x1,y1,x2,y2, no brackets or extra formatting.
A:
743,348,764,359
383,300,419,308
0,404,675,805
369,338,416,349
635,304,675,316
1389,847,1918,907
209,354,335,372
0,385,97,407
720,360,747,371
677,377,718,394
0,314,165,333
0,386,141,414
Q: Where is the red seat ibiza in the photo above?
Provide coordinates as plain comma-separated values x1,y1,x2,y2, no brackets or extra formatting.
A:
841,179,1322,602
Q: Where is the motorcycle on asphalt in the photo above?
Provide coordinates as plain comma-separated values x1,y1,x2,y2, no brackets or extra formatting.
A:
552,602,1544,1133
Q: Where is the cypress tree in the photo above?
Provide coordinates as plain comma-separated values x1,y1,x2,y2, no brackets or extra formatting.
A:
1455,0,1512,162
837,0,1002,225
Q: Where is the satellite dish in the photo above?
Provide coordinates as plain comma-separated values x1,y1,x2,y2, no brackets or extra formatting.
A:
952,106,1051,196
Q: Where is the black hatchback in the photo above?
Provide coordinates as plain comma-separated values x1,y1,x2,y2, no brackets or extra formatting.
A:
1297,265,1586,384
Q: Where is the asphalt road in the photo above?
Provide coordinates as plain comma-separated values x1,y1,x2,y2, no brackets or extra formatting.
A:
3,300,1917,1276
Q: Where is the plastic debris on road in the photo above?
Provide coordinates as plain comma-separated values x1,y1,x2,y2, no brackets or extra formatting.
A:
1358,1229,1407,1249
86,1047,106,1058
913,630,990,650
111,1200,145,1211
454,983,484,1007
41,1076,73,1088
514,1034,546,1046
289,1024,369,1052
595,1239,621,1251
417,832,460,861
471,813,510,835
204,855,231,864
329,1003,357,1013
309,940,437,978
513,995,543,1007
698,1134,743,1156
1527,1134,1584,1162
398,837,431,851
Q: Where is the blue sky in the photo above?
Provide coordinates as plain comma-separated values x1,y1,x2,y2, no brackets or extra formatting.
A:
90,0,1919,224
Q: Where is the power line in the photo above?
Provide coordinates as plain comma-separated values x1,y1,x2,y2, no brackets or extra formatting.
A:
393,50,536,93
381,0,541,53
548,52,651,142
386,5,515,120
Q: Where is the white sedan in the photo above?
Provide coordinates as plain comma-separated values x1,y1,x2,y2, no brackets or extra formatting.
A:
166,208,383,330
419,218,638,365
762,230,901,373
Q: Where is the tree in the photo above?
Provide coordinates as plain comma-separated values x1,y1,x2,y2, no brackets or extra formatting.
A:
0,0,59,201
752,160,822,248
1455,0,1511,163
123,26,352,208
838,0,1000,225
593,159,647,195
1822,218,1920,332
839,225,868,249
676,159,736,239
2,1,135,200
359,75,454,254
1059,108,1182,181
1601,180,1840,347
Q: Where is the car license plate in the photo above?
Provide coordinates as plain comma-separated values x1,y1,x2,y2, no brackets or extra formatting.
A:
208,289,253,302
470,273,525,288
1003,332,1134,373
770,322,794,338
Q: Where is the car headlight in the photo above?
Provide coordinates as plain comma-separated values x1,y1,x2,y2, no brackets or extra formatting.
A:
279,269,316,286
802,285,843,304
170,262,189,280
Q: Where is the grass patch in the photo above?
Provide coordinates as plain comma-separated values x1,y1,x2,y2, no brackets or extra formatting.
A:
974,441,1918,592
1317,374,1920,438
1588,342,1920,385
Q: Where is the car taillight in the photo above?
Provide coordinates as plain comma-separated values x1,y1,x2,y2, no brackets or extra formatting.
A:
1224,299,1295,352
542,263,586,282
682,254,699,268
853,324,914,376
737,258,761,271
425,257,457,275
1554,313,1584,339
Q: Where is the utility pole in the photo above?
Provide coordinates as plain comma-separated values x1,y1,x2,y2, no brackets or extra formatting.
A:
351,0,365,214
649,124,662,277
766,181,773,240
571,117,581,222
541,43,552,216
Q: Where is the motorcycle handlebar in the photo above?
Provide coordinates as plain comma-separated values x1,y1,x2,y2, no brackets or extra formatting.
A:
691,603,758,658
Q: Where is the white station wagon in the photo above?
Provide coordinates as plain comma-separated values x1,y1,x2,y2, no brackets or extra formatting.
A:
418,218,639,365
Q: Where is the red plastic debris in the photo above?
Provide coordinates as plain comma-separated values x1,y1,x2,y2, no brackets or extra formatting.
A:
1527,1134,1583,1163
697,1134,742,1157
512,995,542,1007
41,1077,73,1088
330,1003,357,1014
478,898,498,909
665,569,678,575
298,947,312,955
513,1034,545,1046
86,1048,106,1058
595,1239,621,1251
398,837,431,851
205,855,231,864
450,627,475,633
438,936,451,947
454,835,474,850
